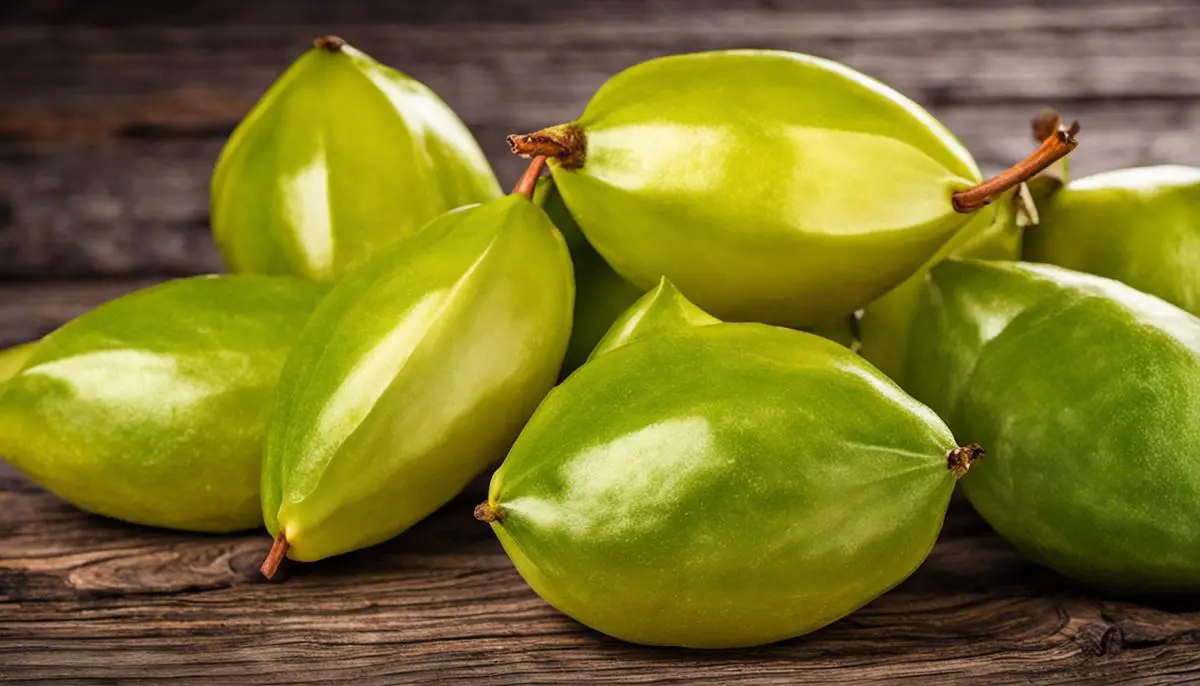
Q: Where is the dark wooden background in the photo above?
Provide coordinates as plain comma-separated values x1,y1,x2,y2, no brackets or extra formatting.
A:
2,1,1199,682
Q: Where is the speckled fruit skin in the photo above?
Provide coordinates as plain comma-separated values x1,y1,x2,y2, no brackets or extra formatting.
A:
536,179,644,375
905,260,1200,593
483,291,972,648
0,276,326,532
539,50,982,327
212,38,501,282
1023,165,1200,315
859,188,1022,384
262,194,573,562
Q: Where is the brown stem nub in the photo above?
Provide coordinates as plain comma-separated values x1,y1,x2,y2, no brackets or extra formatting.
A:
260,531,289,581
474,501,505,523
947,444,985,478
512,156,548,199
507,124,586,169
952,121,1080,213
313,35,346,52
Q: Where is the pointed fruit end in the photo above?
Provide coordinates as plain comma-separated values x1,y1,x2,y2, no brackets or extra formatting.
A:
474,501,505,523
260,530,289,581
947,444,985,478
313,35,346,53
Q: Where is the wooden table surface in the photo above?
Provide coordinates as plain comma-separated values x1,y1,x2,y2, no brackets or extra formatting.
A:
2,1,1200,682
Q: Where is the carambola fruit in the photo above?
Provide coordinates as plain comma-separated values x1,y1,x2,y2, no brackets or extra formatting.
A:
508,50,1077,327
905,260,1200,593
259,164,573,577
0,276,326,532
476,281,982,647
212,36,501,281
1024,165,1200,315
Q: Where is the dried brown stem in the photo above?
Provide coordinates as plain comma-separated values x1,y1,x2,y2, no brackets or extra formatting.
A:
313,35,346,52
507,124,586,169
473,501,505,523
512,156,548,198
952,122,1080,213
947,444,985,478
260,531,289,581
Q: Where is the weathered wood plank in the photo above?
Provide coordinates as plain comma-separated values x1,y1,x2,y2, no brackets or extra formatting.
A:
3,98,1199,279
1,461,1198,684
1,1,1198,278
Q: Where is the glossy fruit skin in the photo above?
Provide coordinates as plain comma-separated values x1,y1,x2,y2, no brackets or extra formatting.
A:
589,277,718,359
859,188,1022,384
212,40,501,281
905,260,1200,593
1024,166,1200,315
263,194,573,562
546,50,981,327
0,341,38,385
536,179,644,374
485,322,964,648
0,276,326,532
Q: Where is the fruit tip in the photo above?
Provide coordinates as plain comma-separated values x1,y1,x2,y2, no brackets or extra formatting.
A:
947,444,984,478
474,501,505,523
313,35,346,53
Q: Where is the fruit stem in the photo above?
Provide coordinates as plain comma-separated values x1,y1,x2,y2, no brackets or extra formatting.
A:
947,444,985,478
473,501,505,523
507,124,586,169
512,156,548,199
313,35,346,52
952,121,1080,213
260,531,289,580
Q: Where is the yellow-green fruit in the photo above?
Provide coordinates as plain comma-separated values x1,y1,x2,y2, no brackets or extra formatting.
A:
480,286,980,647
1024,166,1200,315
0,277,326,532
261,192,573,566
212,36,501,281
511,50,1001,327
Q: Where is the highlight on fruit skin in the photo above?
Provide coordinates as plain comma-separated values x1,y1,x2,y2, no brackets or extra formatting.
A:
506,49,1079,329
477,285,982,648
211,35,501,282
257,173,574,576
905,259,1200,594
0,276,327,533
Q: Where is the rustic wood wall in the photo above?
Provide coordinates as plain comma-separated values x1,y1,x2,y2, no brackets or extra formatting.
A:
1,0,1198,296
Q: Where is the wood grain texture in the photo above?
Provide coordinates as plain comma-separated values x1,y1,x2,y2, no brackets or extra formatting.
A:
2,0,1199,277
2,458,1199,684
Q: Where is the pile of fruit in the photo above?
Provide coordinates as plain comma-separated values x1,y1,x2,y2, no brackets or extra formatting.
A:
2,36,1197,649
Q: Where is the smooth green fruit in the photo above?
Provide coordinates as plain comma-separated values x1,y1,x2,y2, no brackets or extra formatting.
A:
906,260,1200,593
0,276,326,532
212,36,501,281
0,341,38,385
261,191,573,572
509,50,1075,327
479,291,981,648
1024,165,1200,315
859,187,1023,383
537,179,644,375
589,277,718,359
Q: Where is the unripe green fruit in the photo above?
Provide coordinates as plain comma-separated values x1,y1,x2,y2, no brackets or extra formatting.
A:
0,277,326,532
212,36,501,281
